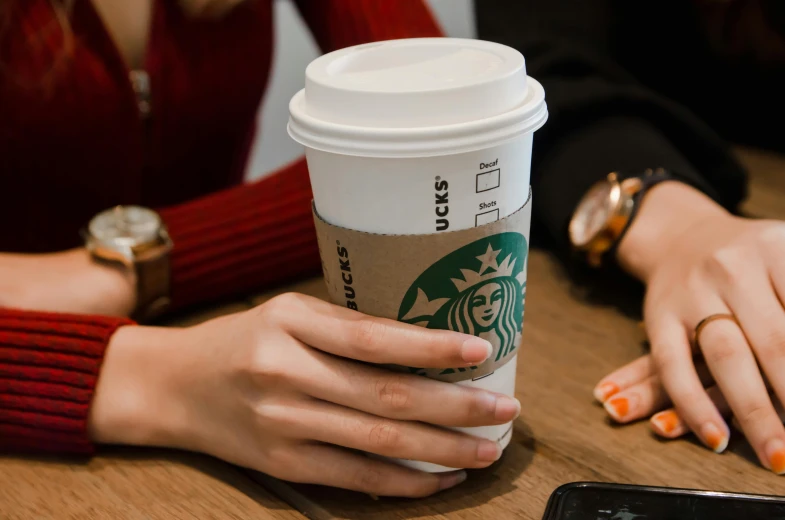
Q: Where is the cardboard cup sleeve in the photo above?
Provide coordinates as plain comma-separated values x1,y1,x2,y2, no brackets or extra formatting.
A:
313,189,532,383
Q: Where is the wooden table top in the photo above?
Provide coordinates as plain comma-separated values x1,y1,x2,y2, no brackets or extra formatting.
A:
2,148,784,519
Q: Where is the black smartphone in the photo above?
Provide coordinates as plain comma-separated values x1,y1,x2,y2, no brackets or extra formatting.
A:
543,482,785,520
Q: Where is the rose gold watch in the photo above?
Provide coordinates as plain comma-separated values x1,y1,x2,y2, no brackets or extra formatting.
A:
569,169,671,267
85,206,173,321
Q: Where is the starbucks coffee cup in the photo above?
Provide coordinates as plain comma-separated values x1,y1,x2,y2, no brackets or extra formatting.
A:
288,38,547,472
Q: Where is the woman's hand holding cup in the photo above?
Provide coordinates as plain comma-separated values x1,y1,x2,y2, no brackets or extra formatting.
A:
88,293,521,497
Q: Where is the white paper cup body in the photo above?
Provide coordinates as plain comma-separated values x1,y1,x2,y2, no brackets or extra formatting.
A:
306,133,532,234
306,137,529,473
288,38,546,473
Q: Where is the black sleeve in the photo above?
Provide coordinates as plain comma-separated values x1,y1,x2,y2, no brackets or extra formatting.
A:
475,0,748,251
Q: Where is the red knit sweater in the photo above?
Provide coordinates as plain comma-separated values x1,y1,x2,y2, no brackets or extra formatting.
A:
0,0,442,454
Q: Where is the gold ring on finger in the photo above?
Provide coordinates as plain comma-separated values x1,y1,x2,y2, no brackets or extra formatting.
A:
694,313,740,351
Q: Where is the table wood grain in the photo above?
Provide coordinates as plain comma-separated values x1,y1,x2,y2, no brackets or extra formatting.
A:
1,148,783,519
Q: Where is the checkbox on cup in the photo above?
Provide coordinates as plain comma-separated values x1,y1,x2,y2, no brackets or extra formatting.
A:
477,169,501,193
476,209,500,226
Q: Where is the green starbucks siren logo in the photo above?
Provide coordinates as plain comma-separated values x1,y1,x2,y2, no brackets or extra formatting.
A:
397,232,527,380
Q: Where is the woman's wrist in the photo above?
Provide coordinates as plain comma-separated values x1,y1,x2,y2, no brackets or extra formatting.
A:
88,324,187,448
65,249,137,317
616,181,731,282
0,249,136,316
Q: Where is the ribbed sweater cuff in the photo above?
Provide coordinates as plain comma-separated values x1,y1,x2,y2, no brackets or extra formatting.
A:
160,158,322,310
0,309,134,455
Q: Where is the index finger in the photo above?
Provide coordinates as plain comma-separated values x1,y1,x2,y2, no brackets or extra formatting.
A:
593,355,655,403
272,293,493,368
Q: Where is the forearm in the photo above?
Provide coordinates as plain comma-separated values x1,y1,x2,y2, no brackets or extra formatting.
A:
158,158,321,311
0,160,319,317
534,116,721,252
0,161,319,316
477,0,747,252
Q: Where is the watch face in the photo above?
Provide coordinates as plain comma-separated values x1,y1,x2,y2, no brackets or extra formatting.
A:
569,182,615,248
89,205,161,248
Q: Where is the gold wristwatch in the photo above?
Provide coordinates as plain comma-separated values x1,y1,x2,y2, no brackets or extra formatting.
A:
568,168,672,267
84,205,173,321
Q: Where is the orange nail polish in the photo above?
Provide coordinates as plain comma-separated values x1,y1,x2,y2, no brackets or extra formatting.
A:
772,452,785,475
766,439,785,475
593,382,620,403
700,423,728,453
651,410,681,434
605,397,629,419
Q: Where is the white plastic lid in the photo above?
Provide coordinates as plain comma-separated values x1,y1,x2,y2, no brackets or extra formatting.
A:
288,38,547,158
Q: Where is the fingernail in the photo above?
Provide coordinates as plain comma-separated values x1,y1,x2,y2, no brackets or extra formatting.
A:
765,438,785,475
461,337,492,363
650,410,682,435
477,440,502,463
593,381,620,403
478,393,521,422
701,422,728,454
604,396,632,421
438,470,467,491
495,396,521,422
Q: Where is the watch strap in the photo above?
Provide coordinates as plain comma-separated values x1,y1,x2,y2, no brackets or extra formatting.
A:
605,168,674,263
132,248,172,321
84,206,173,322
